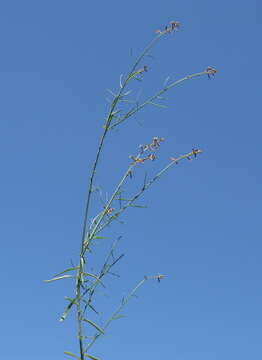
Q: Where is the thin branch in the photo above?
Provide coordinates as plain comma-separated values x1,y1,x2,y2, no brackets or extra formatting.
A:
109,71,209,130
85,278,146,351
96,149,202,232
75,32,167,360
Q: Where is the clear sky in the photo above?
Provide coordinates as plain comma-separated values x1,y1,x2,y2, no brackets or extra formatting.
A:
0,1,261,359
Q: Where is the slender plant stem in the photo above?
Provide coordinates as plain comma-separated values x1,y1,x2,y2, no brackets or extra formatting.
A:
122,33,163,87
46,20,216,360
75,33,166,360
87,164,133,244
80,34,165,251
85,278,146,351
96,150,202,233
109,71,209,130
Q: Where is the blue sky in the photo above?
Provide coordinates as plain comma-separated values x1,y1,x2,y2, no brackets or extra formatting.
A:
0,1,261,359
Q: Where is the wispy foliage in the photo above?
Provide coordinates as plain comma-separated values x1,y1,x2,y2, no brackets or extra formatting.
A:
45,20,216,360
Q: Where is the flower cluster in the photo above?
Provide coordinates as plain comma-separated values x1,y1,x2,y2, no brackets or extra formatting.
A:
206,66,217,79
156,21,180,35
104,207,115,216
139,136,165,154
137,65,148,75
129,136,165,165
170,148,202,164
144,274,165,283
129,153,156,165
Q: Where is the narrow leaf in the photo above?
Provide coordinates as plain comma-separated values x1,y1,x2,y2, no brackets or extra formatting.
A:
113,314,125,320
59,296,77,321
64,351,80,359
53,266,79,277
115,197,132,201
163,76,170,87
44,275,74,283
129,204,147,208
83,273,105,287
111,110,120,117
82,318,105,334
86,354,101,360
107,271,120,278
106,88,117,97
128,71,138,81
110,254,124,267
88,303,99,315
119,74,123,88
119,99,135,104
122,90,132,96
148,101,167,108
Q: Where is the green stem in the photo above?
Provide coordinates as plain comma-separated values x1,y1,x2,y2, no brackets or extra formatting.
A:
109,71,208,130
85,278,146,351
75,33,166,359
96,150,202,233
85,163,134,248
80,34,165,250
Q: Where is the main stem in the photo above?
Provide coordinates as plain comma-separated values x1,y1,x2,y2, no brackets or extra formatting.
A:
75,32,171,359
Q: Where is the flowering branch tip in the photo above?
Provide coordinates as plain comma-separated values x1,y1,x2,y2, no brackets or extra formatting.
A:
206,66,217,79
155,20,180,35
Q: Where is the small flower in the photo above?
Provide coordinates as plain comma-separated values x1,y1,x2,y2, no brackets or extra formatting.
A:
147,154,156,161
192,148,201,157
137,65,148,75
104,207,115,216
169,21,180,31
156,20,180,35
128,169,133,179
144,274,165,282
206,66,217,79
139,144,149,154
129,155,146,165
150,136,165,150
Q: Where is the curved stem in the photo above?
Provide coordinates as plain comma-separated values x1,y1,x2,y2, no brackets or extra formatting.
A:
76,33,166,360
109,71,208,130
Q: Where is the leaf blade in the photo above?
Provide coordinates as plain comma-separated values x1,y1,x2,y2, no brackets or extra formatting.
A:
82,318,105,334
64,351,80,359
53,266,79,277
86,354,101,360
59,296,77,321
44,275,74,283
83,273,105,287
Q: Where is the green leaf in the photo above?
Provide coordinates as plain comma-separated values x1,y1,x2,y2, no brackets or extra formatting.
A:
85,354,101,360
106,88,117,97
128,71,139,81
129,204,147,208
44,275,74,283
113,314,125,320
148,101,167,108
122,90,132,96
59,296,77,321
90,304,99,315
82,318,105,334
83,273,105,287
64,351,80,359
53,266,79,277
